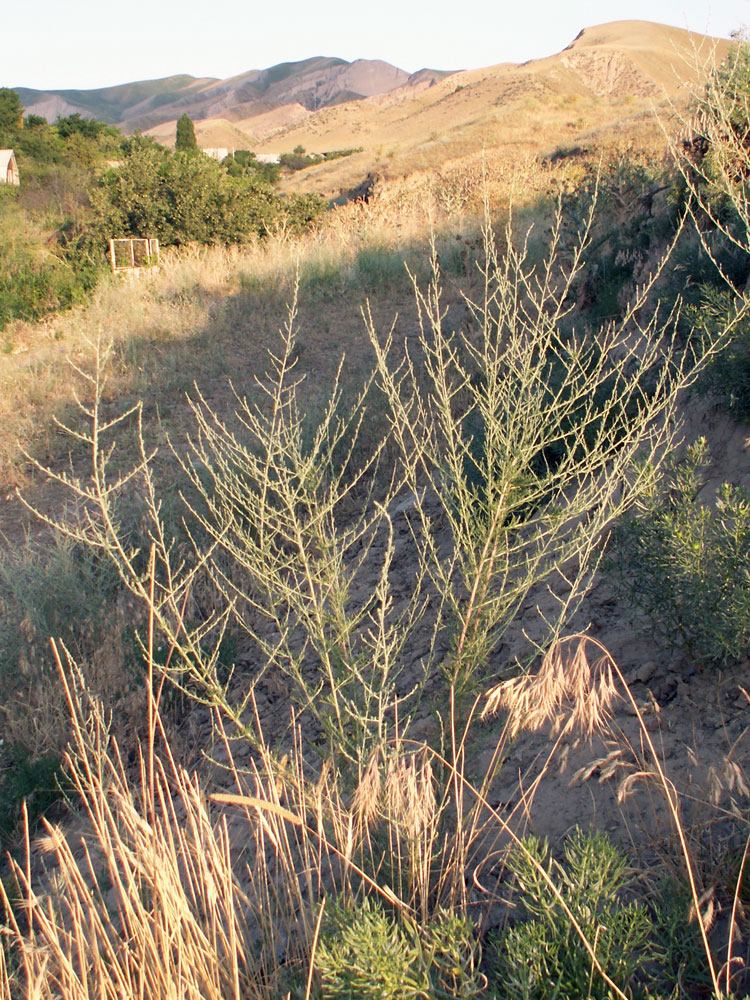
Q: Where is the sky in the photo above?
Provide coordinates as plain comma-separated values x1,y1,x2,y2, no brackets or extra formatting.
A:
5,0,750,91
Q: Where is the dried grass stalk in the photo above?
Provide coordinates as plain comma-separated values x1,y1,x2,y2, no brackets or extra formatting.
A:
482,634,620,740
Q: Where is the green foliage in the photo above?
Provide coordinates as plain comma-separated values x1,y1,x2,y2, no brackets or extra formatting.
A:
0,111,124,330
0,239,101,329
175,113,198,154
90,146,324,247
651,880,714,997
610,438,750,666
0,742,68,851
493,829,655,1000
55,112,118,141
279,146,362,171
315,897,483,999
689,286,750,418
283,190,326,233
223,149,281,184
0,87,24,135
120,131,166,156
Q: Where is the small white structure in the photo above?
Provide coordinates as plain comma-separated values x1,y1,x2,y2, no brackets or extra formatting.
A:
256,153,280,164
202,147,230,161
0,150,20,186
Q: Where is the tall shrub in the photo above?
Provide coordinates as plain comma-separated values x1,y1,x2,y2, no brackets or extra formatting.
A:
175,112,198,154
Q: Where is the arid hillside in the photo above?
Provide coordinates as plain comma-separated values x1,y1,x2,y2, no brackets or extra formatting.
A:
243,20,730,198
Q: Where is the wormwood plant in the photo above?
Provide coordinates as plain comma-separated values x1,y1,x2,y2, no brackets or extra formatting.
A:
366,207,699,699
610,438,750,666
20,193,717,770
493,829,655,1000
690,285,750,419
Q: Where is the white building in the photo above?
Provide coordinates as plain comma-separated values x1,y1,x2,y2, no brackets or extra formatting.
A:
202,147,230,161
0,150,20,186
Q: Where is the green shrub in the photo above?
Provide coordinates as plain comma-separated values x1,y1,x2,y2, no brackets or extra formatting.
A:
689,286,750,419
492,829,654,1000
0,742,68,852
316,897,484,999
89,146,325,249
0,246,101,328
610,438,750,666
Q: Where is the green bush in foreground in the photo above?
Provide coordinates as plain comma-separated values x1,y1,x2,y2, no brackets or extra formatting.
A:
316,897,483,999
610,438,750,667
493,829,655,1000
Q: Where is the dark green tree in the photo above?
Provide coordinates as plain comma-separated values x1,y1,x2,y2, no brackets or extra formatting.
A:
0,88,24,134
175,113,198,154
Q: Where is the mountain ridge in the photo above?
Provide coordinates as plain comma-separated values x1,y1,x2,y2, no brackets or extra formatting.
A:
15,57,455,134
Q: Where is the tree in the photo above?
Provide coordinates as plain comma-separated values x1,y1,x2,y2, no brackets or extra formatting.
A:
0,88,24,133
175,113,198,154
89,144,293,246
55,113,114,140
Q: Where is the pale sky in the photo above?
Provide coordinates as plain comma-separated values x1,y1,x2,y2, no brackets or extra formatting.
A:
5,0,750,91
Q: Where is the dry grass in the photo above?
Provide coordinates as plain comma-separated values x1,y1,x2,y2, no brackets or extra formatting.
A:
0,184,461,495
0,148,577,548
2,635,746,999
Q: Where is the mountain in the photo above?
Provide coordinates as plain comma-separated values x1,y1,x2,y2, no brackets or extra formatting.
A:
15,58,454,134
237,20,729,198
15,75,215,128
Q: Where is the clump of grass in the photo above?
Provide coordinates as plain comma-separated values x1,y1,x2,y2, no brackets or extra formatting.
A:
0,534,119,682
2,634,741,1000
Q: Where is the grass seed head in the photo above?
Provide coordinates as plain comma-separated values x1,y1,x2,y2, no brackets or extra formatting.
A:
483,635,620,741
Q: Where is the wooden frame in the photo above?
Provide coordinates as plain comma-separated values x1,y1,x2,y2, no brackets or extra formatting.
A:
109,238,160,274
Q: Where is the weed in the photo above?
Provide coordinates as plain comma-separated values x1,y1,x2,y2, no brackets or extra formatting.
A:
491,829,655,1000
653,879,714,997
610,438,750,667
0,742,68,852
316,898,483,999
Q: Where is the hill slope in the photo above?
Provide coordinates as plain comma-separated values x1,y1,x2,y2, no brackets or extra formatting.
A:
16,58,453,133
235,20,728,197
